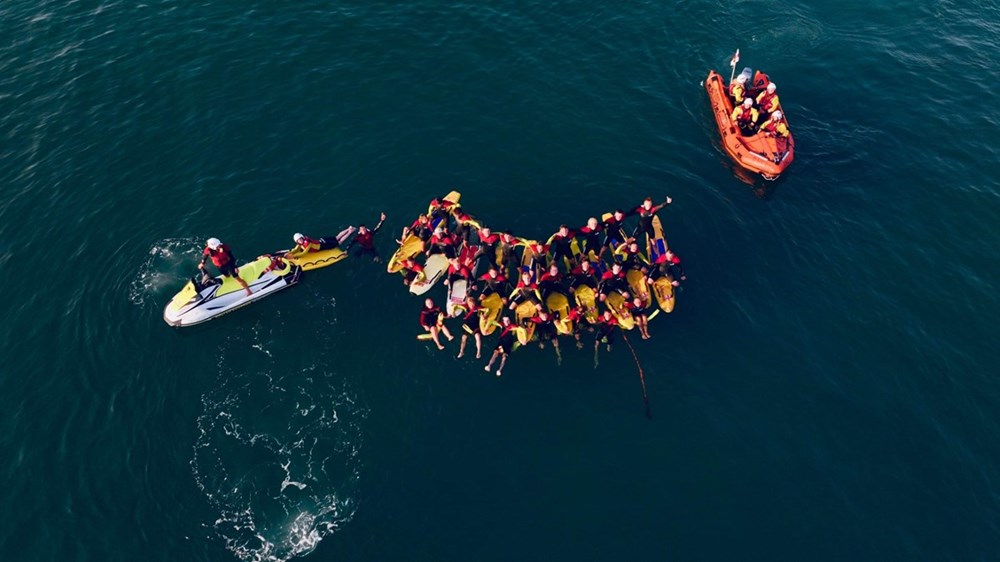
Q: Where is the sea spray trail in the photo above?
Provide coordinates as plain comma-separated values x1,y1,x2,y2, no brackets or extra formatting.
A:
191,323,366,562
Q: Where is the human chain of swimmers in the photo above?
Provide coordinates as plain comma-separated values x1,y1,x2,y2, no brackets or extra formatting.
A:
387,194,687,377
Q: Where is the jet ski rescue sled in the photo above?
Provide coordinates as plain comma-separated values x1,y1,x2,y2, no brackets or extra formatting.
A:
705,69,794,180
163,256,301,327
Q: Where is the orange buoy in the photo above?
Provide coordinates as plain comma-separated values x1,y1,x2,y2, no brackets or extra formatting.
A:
705,69,794,180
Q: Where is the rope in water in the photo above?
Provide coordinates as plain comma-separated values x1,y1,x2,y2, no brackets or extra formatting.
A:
622,333,652,420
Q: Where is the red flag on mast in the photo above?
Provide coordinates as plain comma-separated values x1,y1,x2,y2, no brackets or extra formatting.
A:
729,49,740,68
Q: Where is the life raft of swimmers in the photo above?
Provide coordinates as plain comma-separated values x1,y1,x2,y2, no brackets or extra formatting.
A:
389,193,687,377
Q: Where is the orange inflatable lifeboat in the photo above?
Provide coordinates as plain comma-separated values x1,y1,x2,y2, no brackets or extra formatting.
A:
705,69,794,180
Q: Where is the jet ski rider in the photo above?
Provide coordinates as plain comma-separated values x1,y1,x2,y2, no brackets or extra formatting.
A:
200,238,252,297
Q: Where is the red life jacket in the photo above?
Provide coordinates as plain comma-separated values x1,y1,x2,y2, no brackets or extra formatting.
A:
758,92,777,111
419,307,441,326
736,107,754,124
296,236,321,252
539,272,562,283
356,231,374,249
478,232,500,245
204,245,233,267
479,272,506,283
448,263,470,277
761,119,786,136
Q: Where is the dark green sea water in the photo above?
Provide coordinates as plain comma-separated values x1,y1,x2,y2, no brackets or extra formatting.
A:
2,1,999,560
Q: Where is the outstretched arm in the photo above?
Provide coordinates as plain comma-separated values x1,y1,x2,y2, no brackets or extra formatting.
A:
372,212,386,234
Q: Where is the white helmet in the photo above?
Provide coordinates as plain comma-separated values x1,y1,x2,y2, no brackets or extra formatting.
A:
772,110,783,120
206,237,222,250
743,97,753,107
293,233,305,243
736,74,747,84
767,82,777,92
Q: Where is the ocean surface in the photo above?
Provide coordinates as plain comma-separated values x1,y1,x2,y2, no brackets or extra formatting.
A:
1,1,998,560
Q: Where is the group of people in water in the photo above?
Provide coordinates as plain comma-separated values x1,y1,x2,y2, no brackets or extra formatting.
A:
728,75,790,144
191,194,687,378
395,195,686,377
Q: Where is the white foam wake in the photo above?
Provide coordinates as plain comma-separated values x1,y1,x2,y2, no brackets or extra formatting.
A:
192,326,366,562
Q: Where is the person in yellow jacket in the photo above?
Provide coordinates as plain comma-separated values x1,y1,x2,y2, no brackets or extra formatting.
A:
758,110,789,138
759,110,791,157
729,74,748,104
756,82,780,114
730,97,759,134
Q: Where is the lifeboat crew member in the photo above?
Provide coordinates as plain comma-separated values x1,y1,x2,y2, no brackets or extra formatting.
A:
730,73,748,104
200,238,252,297
731,97,759,135
755,82,780,115
758,110,789,138
289,227,354,254
758,110,790,156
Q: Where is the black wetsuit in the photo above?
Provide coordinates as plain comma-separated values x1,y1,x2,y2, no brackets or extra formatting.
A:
477,273,509,297
619,250,646,272
575,225,603,256
419,307,442,329
568,265,599,290
537,272,567,302
427,234,456,259
497,325,517,354
595,317,619,344
548,232,575,269
598,271,629,299
532,316,557,342
630,203,668,240
603,217,628,250
462,306,482,334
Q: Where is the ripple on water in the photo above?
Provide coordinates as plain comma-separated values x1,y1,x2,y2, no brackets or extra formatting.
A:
191,323,366,562
128,237,203,307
